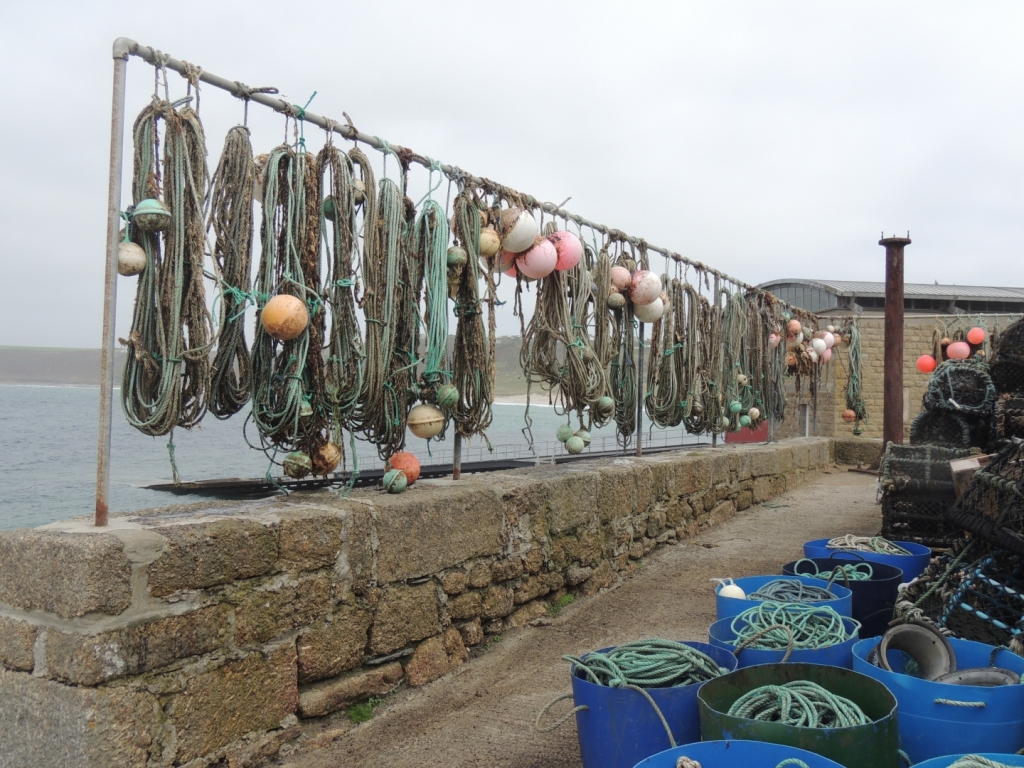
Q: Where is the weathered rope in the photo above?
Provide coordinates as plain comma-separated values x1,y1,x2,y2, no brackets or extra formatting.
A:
729,602,858,654
564,639,728,689
748,579,839,603
793,559,874,583
827,535,912,556
727,680,872,728
947,757,1016,768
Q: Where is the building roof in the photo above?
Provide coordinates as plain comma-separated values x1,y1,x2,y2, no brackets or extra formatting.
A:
759,279,1024,302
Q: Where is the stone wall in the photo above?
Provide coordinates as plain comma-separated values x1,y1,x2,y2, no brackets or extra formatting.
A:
0,438,838,767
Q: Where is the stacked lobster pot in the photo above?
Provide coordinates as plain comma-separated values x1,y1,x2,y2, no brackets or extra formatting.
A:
989,318,1024,451
879,444,977,548
910,358,996,450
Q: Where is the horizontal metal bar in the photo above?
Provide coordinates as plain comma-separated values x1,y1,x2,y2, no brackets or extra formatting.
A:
112,36,811,317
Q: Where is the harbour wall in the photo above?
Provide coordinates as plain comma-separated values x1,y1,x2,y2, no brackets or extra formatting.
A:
0,436,875,766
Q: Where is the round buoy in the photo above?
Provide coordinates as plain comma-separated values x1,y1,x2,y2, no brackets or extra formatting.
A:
947,341,971,360
739,414,751,427
383,468,408,494
436,384,459,409
565,435,585,454
808,349,819,363
574,429,592,447
261,295,309,341
785,350,798,367
717,416,731,430
499,207,538,253
736,373,748,387
768,333,781,349
322,195,341,222
610,265,632,292
719,583,746,599
517,238,558,279
283,451,312,479
630,271,661,305
822,347,833,362
747,407,761,421
596,395,615,418
729,400,743,414
312,442,341,475
117,241,146,276
353,178,366,205
916,355,937,374
811,338,827,355
556,424,574,443
475,226,501,259
607,292,626,310
826,324,836,333
408,403,445,439
132,198,171,232
967,326,986,345
822,331,836,349
447,245,468,267
787,318,802,334
842,408,857,423
633,297,664,323
387,451,421,484
548,230,583,271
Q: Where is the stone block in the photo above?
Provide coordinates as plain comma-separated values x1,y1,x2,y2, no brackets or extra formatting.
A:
752,476,773,503
371,485,504,583
0,531,131,618
709,500,736,526
147,519,278,597
468,562,492,588
545,469,601,535
711,455,731,485
734,490,753,511
0,669,159,767
369,583,439,655
778,448,795,473
232,574,333,647
524,548,544,574
405,628,468,687
507,600,548,629
581,561,615,596
0,616,36,671
491,558,523,582
342,503,375,594
628,541,644,559
45,605,230,686
577,531,602,566
297,605,372,684
277,508,343,571
298,661,404,718
566,565,592,586
513,574,553,605
749,450,781,478
480,585,514,620
441,571,468,595
169,644,297,765
834,437,882,466
447,590,482,620
458,618,484,646
595,462,637,523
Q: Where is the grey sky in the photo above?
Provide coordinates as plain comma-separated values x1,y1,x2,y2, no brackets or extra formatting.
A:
1,1,1022,348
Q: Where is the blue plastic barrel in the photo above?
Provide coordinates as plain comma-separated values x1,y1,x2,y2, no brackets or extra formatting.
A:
570,641,739,768
803,538,932,581
783,557,904,638
913,754,1024,768
634,739,845,767
708,615,859,668
852,637,1024,763
715,575,853,621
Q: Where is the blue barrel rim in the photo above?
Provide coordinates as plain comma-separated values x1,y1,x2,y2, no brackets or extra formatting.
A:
708,614,860,667
571,639,739,686
783,556,905,583
910,753,1024,768
803,537,932,558
634,739,847,767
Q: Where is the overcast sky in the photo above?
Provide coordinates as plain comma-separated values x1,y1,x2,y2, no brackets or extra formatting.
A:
1,1,1022,348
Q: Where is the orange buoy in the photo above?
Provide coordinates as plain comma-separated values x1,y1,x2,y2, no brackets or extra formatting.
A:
387,451,421,484
916,355,937,374
967,326,986,345
261,295,308,341
311,442,341,475
787,319,802,334
842,409,857,423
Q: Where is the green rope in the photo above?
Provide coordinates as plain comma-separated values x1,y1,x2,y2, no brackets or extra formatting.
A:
565,639,728,689
727,680,872,728
947,757,1016,768
843,318,868,431
675,758,809,768
748,579,839,603
793,559,873,583
827,535,913,556
729,602,858,654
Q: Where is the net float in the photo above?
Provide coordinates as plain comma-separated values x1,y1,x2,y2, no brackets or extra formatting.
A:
842,408,857,423
736,373,748,387
117,241,146,276
283,451,312,479
312,442,341,475
132,198,171,232
785,350,798,367
574,429,592,447
826,325,836,333
516,237,557,279
822,332,835,349
610,265,632,292
596,395,615,418
947,341,971,359
729,400,743,414
787,318,802,334
447,245,467,267
748,407,761,421
916,355,937,373
408,403,445,439
261,295,309,341
630,270,662,305
299,397,314,419
436,384,459,409
565,435,585,454
821,347,832,362
718,582,746,599
941,336,951,346
811,338,827,355
768,333,781,349
967,326,986,345
383,468,408,494
353,178,366,205
499,207,538,253
548,230,583,271
808,349,819,363
322,195,342,222
739,415,751,427
607,292,626,310
633,297,664,323
556,424,574,443
479,226,501,258
387,451,421,484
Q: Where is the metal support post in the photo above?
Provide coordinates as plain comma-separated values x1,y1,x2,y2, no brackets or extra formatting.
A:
95,40,131,527
453,434,462,480
881,234,910,449
636,322,645,457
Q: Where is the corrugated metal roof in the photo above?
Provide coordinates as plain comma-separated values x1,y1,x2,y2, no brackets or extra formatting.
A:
759,279,1024,301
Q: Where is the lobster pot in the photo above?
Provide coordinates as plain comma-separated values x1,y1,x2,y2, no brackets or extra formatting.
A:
714,575,852,621
913,754,1024,768
633,740,845,768
697,663,900,768
852,637,1024,763
993,318,1024,365
945,441,1024,558
707,615,860,668
990,359,1024,394
570,641,738,768
782,558,903,639
995,393,1024,440
923,360,996,416
910,409,983,450
803,538,932,581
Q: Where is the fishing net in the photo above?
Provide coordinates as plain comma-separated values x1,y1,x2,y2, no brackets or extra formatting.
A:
922,360,996,416
880,444,972,548
989,360,1024,395
994,394,1024,441
945,441,1024,558
994,317,1024,365
910,410,974,449
880,444,975,492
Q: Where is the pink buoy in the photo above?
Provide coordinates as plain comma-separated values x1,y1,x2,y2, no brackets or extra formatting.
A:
630,270,662,306
967,326,986,345
768,333,781,349
822,332,835,349
610,265,632,292
516,237,557,279
822,347,832,362
548,231,583,271
947,341,971,360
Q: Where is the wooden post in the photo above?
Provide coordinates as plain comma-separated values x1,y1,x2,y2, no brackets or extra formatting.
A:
880,235,910,448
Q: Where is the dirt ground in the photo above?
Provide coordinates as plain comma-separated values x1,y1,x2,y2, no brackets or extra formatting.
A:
275,469,879,768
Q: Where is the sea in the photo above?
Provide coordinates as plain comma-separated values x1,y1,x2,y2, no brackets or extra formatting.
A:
0,385,702,531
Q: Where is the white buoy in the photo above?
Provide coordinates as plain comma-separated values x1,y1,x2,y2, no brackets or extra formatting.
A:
712,578,746,599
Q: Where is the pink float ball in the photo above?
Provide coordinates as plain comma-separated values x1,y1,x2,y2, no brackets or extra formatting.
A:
947,341,971,360
916,355,937,374
822,347,832,362
768,333,781,349
516,238,557,280
630,270,662,306
610,266,632,292
548,231,583,271
967,326,986,345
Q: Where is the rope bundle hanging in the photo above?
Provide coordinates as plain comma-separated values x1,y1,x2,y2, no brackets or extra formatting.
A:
645,277,688,428
729,602,858,653
414,195,453,412
827,535,912,555
206,125,255,419
565,639,727,688
748,579,838,603
607,246,641,445
843,318,868,433
727,680,872,728
121,98,212,438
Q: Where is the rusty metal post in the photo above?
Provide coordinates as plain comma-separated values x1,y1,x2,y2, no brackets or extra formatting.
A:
95,41,131,527
881,234,910,449
636,322,645,456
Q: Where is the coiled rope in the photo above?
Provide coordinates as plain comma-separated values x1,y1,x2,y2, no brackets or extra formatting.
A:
675,759,809,768
565,639,727,689
793,559,874,583
206,124,254,419
414,194,453,436
827,535,912,556
843,318,868,431
748,579,838,603
729,602,858,657
727,680,872,728
947,757,1016,768
645,277,688,429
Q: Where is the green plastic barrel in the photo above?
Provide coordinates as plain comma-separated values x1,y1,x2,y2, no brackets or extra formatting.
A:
697,662,900,768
